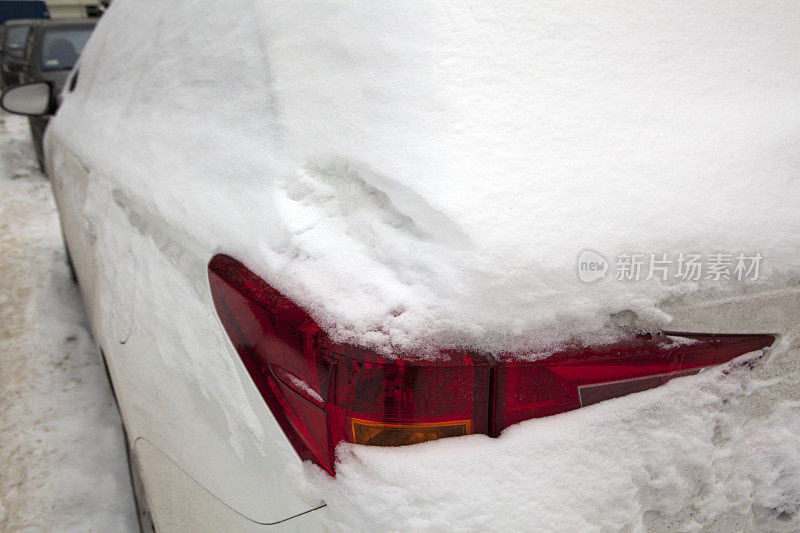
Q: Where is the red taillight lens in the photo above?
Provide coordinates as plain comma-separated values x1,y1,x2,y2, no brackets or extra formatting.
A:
208,255,489,475
491,333,775,434
324,346,490,450
208,255,775,475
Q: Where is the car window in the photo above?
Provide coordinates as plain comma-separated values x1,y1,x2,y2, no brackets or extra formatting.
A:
5,26,30,54
40,27,92,71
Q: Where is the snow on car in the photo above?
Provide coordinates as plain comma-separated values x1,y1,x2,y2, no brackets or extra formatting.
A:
2,0,799,530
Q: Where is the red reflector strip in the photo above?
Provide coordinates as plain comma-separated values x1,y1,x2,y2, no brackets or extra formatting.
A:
491,333,774,434
577,367,703,407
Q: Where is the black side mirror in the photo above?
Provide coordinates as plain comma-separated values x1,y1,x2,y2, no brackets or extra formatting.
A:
0,81,54,116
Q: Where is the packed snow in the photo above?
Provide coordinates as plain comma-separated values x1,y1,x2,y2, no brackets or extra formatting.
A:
0,113,137,531
303,349,800,531
53,0,800,356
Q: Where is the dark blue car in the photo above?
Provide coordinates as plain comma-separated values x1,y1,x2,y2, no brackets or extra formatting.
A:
0,1,49,24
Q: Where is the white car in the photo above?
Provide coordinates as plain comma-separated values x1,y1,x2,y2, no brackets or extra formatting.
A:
2,1,799,531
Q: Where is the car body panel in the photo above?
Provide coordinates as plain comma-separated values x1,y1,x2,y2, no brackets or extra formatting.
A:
661,286,800,337
45,133,327,526
134,438,326,532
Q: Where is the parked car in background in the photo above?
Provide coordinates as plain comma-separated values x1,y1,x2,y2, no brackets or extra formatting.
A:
16,18,95,171
0,1,49,25
0,19,37,89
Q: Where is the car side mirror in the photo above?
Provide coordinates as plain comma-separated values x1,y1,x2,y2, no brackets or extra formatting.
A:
0,81,53,116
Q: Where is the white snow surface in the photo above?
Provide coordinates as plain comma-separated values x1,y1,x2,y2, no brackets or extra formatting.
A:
53,0,800,355
0,113,137,532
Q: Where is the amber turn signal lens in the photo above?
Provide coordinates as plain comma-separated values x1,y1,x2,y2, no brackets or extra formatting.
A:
350,418,473,446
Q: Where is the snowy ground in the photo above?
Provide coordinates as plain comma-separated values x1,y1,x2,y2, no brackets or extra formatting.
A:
0,112,137,532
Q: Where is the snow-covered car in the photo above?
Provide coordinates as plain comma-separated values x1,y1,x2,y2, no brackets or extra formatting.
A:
2,1,800,531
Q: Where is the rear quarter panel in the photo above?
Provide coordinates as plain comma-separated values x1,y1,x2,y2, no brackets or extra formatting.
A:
44,38,325,531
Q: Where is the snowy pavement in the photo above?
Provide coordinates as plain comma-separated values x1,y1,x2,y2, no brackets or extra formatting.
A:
0,112,137,532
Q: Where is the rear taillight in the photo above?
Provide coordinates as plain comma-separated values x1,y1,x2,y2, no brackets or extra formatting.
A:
491,333,775,433
208,255,489,475
208,255,775,475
